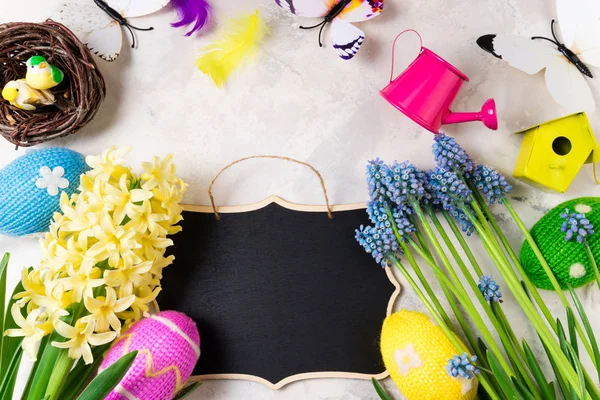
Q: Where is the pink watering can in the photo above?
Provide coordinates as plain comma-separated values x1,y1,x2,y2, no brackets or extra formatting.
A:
380,30,498,134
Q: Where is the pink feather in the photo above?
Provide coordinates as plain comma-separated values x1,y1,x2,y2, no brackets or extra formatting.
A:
171,0,210,36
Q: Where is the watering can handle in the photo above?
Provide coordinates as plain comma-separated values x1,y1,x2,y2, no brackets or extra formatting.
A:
390,29,424,83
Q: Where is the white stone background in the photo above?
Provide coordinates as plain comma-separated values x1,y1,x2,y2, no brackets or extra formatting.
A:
2,0,600,398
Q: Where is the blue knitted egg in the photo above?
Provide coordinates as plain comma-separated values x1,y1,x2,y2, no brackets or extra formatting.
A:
0,148,89,236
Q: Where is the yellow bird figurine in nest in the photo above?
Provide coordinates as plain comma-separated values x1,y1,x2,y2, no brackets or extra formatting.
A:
2,80,55,111
25,55,64,90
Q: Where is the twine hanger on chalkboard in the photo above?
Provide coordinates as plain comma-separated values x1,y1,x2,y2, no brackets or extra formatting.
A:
208,155,334,220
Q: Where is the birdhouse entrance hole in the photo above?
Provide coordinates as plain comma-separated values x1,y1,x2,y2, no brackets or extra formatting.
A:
552,136,572,156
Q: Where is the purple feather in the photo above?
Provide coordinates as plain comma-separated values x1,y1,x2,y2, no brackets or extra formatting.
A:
170,0,211,36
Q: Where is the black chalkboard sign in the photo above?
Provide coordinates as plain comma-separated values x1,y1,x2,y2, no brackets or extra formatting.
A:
158,197,400,388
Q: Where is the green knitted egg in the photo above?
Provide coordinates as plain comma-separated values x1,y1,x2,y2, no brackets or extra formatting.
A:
520,197,600,290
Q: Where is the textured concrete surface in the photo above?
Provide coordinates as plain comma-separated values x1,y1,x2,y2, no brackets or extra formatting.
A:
2,0,600,398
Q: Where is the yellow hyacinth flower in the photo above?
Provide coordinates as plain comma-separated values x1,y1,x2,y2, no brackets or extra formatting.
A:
12,268,45,309
85,146,133,182
141,154,178,192
84,287,135,334
4,305,46,360
7,146,186,363
59,264,105,303
104,259,153,298
52,317,117,365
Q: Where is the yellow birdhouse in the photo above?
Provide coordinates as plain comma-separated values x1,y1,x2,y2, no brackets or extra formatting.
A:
513,112,600,193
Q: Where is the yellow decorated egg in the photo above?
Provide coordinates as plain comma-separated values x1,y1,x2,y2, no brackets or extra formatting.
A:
380,310,478,400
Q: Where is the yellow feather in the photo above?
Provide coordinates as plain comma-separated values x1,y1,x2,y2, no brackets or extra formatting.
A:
196,9,265,87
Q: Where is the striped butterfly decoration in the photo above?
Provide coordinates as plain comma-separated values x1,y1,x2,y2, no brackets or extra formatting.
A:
275,0,384,60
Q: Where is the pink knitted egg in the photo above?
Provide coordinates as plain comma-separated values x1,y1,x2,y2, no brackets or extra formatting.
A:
100,311,200,400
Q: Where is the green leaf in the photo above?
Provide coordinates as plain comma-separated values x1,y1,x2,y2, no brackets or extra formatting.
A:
20,335,50,400
564,342,586,400
59,344,110,400
1,278,25,379
76,351,138,400
0,253,9,363
566,308,579,357
556,319,582,399
556,319,569,358
26,336,66,400
372,378,394,400
568,285,600,384
2,377,18,400
520,280,532,300
487,351,518,399
541,339,572,400
0,346,22,400
173,382,202,400
27,302,82,400
511,376,537,400
522,340,555,400
477,338,489,359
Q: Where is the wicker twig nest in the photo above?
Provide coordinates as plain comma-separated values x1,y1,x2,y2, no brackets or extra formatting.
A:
0,21,106,148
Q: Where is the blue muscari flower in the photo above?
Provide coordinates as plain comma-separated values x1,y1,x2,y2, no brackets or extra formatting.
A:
433,133,476,176
355,224,403,267
427,169,475,235
367,201,392,229
384,161,426,210
367,201,416,242
366,158,393,204
391,205,417,239
428,167,473,209
478,275,502,303
416,167,435,206
472,165,512,205
448,207,475,236
560,208,595,243
446,353,480,379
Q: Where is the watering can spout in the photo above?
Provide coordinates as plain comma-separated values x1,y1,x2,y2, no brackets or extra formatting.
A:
441,99,498,130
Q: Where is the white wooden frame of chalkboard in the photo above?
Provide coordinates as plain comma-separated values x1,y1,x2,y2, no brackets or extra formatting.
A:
175,195,402,390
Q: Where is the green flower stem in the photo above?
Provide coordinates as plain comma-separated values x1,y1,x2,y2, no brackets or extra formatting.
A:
490,302,536,386
412,219,433,260
385,208,455,329
503,197,598,370
473,200,561,346
384,208,452,328
404,227,516,381
470,198,496,236
469,200,517,271
427,209,539,396
492,303,522,355
584,242,600,291
45,349,75,400
443,212,484,276
406,237,500,390
411,203,515,376
443,210,530,364
466,209,597,399
473,197,559,335
388,256,503,400
401,240,479,353
471,189,522,268
398,239,454,328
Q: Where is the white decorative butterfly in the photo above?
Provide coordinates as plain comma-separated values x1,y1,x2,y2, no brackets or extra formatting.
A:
274,0,384,60
53,0,170,62
477,0,600,112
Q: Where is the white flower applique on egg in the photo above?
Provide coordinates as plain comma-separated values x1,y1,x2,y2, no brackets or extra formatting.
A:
35,166,69,196
394,343,423,375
